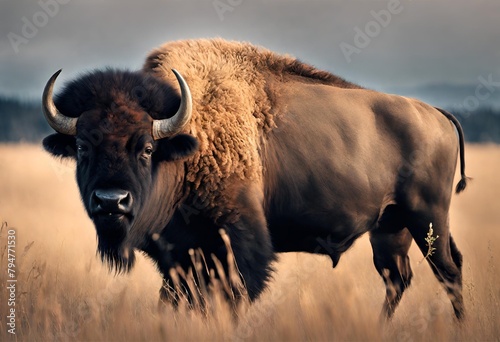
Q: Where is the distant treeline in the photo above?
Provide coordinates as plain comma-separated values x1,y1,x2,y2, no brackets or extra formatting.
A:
0,96,499,143
0,97,51,142
452,107,500,143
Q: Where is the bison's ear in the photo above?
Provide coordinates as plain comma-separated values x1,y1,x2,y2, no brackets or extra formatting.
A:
43,133,77,158
157,134,198,161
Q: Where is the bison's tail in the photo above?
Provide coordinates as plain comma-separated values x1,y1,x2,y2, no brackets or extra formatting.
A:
435,107,470,194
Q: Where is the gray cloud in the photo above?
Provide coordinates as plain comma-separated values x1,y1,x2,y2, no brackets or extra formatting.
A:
1,0,499,104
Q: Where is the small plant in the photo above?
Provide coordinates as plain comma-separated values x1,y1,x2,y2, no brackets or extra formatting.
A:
419,223,439,264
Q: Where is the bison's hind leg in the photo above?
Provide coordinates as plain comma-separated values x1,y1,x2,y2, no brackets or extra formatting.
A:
406,211,465,320
370,204,414,319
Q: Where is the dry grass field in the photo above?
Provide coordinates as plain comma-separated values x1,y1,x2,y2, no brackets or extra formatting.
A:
0,143,499,341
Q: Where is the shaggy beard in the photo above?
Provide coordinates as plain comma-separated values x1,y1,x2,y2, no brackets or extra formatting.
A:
97,239,136,273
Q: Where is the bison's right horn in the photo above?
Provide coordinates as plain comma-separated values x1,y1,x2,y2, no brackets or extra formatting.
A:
152,69,193,140
42,69,78,136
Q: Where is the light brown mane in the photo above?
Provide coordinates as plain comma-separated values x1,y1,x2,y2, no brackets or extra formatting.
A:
142,39,359,218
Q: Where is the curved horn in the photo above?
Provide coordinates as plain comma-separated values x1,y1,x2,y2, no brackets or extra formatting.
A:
42,69,78,135
152,69,193,140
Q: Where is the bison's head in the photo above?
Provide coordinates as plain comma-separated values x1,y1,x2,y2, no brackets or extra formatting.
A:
42,69,198,271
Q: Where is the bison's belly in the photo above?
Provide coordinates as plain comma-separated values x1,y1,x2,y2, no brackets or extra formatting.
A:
267,205,378,257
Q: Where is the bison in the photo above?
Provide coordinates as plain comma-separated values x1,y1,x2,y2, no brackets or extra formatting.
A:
42,38,468,319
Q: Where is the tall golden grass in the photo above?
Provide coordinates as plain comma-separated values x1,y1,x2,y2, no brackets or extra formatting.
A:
0,143,499,341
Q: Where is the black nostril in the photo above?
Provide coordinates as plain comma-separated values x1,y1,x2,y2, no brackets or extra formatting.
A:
118,192,133,212
90,189,133,215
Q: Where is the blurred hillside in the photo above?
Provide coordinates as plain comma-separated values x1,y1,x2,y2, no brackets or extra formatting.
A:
0,96,499,143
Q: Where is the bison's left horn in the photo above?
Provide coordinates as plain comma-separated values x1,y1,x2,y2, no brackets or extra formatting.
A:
42,69,78,136
152,69,193,140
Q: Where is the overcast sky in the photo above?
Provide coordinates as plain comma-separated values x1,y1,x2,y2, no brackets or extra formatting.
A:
1,0,499,103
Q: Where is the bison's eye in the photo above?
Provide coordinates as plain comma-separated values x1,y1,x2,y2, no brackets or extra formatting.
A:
77,143,89,157
141,143,154,160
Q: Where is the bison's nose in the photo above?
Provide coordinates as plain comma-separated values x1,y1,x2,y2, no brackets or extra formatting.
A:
90,189,133,215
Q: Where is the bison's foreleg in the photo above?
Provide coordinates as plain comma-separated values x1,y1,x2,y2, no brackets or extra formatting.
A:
222,185,276,301
151,184,276,309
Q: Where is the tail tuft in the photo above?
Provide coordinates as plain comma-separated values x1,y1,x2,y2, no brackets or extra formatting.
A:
455,177,471,194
